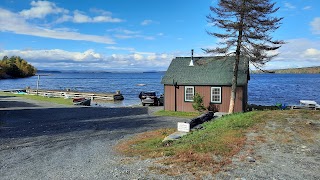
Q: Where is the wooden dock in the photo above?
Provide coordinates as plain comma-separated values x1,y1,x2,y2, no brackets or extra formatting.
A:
25,89,124,101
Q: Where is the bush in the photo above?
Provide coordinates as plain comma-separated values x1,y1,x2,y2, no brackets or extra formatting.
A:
192,93,206,112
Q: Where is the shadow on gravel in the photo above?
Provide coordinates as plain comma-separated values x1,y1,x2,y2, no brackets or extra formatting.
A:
0,107,154,139
0,100,39,108
0,95,16,98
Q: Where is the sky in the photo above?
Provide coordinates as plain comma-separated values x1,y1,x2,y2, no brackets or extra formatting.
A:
0,0,319,71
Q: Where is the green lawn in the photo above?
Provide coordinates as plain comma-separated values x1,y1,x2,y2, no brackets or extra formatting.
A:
153,110,200,118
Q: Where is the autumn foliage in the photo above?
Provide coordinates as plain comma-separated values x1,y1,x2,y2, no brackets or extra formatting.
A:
0,56,36,78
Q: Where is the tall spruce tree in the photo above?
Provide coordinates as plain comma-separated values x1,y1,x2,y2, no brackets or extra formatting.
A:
204,0,284,113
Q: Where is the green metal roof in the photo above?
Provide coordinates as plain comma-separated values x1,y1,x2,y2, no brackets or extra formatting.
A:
161,56,249,86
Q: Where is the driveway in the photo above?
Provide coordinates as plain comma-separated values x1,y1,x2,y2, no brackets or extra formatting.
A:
0,96,187,179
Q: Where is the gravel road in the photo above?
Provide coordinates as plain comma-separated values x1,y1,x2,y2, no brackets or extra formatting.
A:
0,96,188,180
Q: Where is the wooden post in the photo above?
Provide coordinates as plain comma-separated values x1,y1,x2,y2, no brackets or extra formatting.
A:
36,75,40,96
173,80,179,112
174,85,177,111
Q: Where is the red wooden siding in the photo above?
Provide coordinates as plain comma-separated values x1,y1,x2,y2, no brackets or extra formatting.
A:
164,85,245,113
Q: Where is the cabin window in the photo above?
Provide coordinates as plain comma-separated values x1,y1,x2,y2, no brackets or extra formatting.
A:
185,86,194,102
211,87,221,103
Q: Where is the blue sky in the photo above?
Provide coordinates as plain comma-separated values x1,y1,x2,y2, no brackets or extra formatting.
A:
0,0,319,71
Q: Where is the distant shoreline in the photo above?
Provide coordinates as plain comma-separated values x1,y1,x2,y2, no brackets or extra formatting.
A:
252,66,320,74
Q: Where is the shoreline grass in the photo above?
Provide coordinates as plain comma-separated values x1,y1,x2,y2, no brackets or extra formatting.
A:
0,92,73,106
154,110,200,118
115,110,320,177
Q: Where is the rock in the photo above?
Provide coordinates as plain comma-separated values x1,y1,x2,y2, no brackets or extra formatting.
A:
247,156,256,163
162,131,188,142
306,121,312,125
191,124,204,131
189,111,214,128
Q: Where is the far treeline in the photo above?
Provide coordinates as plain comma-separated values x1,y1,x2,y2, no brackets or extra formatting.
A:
0,56,37,79
253,66,320,74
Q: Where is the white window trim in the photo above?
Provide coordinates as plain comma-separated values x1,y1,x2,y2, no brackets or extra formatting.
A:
184,86,194,102
211,87,222,103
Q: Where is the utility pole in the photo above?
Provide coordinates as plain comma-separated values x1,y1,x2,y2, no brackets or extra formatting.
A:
35,74,49,95
36,75,40,95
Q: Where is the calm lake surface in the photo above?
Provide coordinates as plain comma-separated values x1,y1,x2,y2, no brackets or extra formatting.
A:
1,72,320,106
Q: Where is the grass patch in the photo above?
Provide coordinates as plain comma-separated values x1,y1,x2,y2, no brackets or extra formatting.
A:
116,111,264,176
154,110,199,118
115,110,320,177
115,128,176,158
0,92,73,106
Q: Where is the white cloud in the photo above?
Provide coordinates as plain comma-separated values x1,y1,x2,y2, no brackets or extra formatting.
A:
113,33,155,40
245,38,320,70
55,14,73,23
141,19,153,26
263,38,320,69
56,10,123,24
107,28,155,40
310,17,320,34
106,46,135,52
303,48,320,57
0,49,102,62
73,10,91,23
70,10,123,23
284,2,296,9
0,8,115,44
160,54,168,59
20,0,68,19
107,28,140,34
147,54,157,61
20,1,123,24
303,6,312,10
93,16,118,22
89,8,112,16
133,53,144,61
0,49,176,71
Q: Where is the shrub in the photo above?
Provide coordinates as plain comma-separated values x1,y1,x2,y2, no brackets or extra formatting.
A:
192,93,206,112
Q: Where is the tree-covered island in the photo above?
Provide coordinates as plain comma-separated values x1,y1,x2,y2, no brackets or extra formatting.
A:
0,56,37,79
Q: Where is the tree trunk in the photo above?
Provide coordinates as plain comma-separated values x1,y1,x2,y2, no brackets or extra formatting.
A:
228,51,240,113
228,2,244,114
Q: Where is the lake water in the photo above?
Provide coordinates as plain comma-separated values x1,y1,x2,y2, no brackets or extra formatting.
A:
1,72,320,106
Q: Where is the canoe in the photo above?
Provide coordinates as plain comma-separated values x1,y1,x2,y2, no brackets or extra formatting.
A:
73,98,91,106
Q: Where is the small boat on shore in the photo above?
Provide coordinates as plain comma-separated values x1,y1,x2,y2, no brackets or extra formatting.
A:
291,100,320,110
73,97,91,106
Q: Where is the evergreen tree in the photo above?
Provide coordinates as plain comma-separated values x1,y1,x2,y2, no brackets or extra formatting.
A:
204,0,284,113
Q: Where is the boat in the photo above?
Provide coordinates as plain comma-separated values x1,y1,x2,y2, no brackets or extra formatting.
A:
136,84,146,86
291,100,320,110
73,97,91,106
